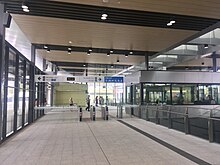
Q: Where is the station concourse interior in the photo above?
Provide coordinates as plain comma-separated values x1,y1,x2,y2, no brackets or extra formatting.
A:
1,0,220,165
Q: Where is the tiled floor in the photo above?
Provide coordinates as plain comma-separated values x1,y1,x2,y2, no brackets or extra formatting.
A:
0,108,217,165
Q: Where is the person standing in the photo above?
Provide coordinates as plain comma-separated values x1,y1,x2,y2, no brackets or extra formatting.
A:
95,96,98,107
86,95,90,111
69,97,74,106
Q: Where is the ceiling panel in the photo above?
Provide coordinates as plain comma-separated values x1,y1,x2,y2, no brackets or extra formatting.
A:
13,15,197,52
51,0,220,19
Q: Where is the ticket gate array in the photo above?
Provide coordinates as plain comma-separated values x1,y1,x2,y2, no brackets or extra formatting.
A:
78,106,109,122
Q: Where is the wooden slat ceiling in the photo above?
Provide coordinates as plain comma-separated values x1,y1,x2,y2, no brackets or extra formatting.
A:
3,0,220,75
52,0,220,19
13,15,197,52
6,1,219,31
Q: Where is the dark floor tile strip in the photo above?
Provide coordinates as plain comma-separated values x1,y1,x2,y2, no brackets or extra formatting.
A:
118,120,211,165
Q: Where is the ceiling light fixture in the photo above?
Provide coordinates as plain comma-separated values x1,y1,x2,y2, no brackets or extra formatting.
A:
110,50,113,53
107,52,110,56
22,2,28,9
167,22,172,26
83,64,86,67
101,16,107,20
167,20,176,26
43,45,48,49
129,51,133,55
111,64,114,68
204,44,208,49
102,13,108,17
68,50,71,55
125,54,128,57
23,8,30,12
68,47,72,51
47,48,50,53
22,2,30,12
69,41,72,44
87,51,90,56
170,20,176,24
89,48,92,52
101,13,108,20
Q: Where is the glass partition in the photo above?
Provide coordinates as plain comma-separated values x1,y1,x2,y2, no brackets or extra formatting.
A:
7,50,16,135
129,83,220,105
143,83,170,104
126,86,131,104
134,84,141,105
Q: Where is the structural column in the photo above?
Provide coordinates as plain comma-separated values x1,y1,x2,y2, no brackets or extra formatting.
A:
0,3,6,141
28,45,36,123
212,51,217,72
145,54,149,70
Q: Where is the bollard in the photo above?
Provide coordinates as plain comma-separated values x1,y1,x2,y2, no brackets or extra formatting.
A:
93,106,96,121
79,107,82,122
105,106,108,120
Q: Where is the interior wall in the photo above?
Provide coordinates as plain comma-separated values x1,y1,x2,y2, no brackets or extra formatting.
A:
53,83,88,106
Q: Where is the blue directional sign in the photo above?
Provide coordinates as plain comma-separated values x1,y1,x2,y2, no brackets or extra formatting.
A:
104,76,124,83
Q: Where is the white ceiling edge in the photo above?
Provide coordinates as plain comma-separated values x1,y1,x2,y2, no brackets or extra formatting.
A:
5,18,44,71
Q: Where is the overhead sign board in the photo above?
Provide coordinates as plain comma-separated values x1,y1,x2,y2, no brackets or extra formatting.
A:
35,75,124,83
35,75,75,82
104,76,124,83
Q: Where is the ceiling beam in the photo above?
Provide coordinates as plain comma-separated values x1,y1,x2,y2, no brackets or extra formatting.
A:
34,43,154,56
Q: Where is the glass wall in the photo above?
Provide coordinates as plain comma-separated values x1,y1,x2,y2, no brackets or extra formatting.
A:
25,62,30,124
88,82,124,106
127,83,220,105
0,42,47,141
143,84,171,104
7,50,16,135
134,84,141,105
17,57,25,129
126,86,131,104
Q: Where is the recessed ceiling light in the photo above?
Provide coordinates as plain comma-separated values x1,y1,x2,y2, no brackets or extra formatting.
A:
129,51,133,55
68,50,71,55
69,41,72,44
44,45,48,49
170,20,176,24
101,16,107,20
47,49,50,53
204,44,208,49
22,3,28,9
89,48,92,52
110,50,113,53
87,52,90,56
83,64,86,67
125,54,128,57
23,8,30,12
102,13,108,17
107,53,110,56
167,22,172,26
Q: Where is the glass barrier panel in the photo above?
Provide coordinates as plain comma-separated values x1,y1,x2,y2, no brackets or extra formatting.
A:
188,107,209,140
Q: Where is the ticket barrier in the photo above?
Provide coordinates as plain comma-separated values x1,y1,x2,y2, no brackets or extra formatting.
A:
79,107,82,122
90,106,96,121
117,105,123,119
101,106,109,120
